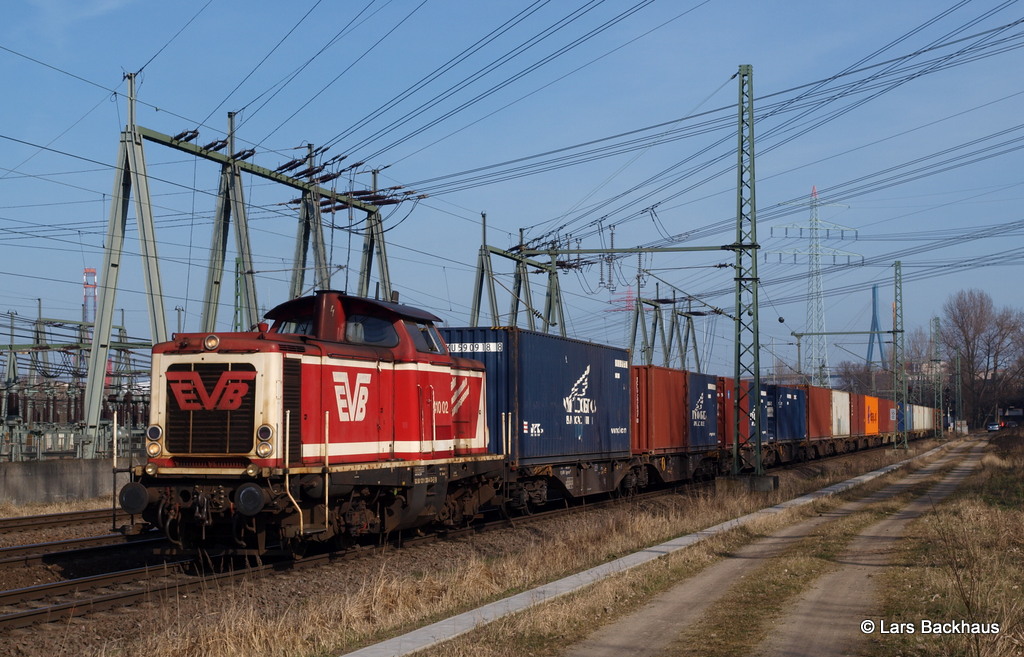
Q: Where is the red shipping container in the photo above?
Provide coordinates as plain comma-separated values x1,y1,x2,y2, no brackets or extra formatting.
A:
878,398,896,434
717,376,751,448
799,385,833,440
631,366,687,454
850,393,867,436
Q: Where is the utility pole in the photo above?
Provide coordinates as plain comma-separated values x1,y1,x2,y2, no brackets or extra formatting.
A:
931,316,944,438
732,64,763,476
892,261,907,448
955,350,963,431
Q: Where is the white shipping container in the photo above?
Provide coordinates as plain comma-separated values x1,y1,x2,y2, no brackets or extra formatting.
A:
913,404,934,432
831,390,851,437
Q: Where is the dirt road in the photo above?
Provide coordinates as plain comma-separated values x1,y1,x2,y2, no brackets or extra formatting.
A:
562,441,985,657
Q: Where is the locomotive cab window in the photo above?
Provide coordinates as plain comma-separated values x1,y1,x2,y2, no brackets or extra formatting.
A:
266,296,318,337
345,314,399,347
405,320,446,354
275,317,314,336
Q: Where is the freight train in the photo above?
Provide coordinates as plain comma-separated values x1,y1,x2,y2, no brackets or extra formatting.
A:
117,290,938,555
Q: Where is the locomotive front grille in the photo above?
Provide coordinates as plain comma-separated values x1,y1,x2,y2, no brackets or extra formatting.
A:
282,357,302,465
165,362,257,454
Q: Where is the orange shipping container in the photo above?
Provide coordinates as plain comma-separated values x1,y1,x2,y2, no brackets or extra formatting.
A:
864,395,880,435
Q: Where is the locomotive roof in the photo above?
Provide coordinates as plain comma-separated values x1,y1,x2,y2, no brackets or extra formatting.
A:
264,290,443,323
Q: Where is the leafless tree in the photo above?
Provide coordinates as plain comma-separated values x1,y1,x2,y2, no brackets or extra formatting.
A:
940,289,1024,425
833,360,887,396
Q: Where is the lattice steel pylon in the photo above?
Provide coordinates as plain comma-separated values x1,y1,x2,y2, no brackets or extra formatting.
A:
732,64,763,475
805,187,829,386
200,111,259,332
84,73,167,457
892,261,907,448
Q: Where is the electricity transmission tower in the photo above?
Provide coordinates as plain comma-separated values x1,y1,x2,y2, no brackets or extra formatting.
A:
805,187,828,385
772,187,856,386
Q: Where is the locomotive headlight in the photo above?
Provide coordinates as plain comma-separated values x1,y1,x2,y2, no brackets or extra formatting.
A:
203,334,220,351
146,425,162,441
146,442,162,457
255,441,273,458
145,462,158,476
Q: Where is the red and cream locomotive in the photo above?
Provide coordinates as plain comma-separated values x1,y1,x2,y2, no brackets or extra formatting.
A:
119,291,504,554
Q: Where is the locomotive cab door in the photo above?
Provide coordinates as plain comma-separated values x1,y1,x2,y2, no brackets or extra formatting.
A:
403,320,455,459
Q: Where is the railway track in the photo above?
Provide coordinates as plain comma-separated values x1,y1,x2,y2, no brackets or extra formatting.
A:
0,508,127,534
0,559,194,630
0,533,167,569
0,490,632,630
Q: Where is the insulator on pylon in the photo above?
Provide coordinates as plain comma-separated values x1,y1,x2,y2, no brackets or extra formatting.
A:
172,129,199,142
203,139,228,152
294,164,326,178
275,159,303,173
313,171,342,184
232,149,256,161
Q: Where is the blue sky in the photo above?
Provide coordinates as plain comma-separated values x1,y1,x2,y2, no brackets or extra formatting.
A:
2,0,1022,378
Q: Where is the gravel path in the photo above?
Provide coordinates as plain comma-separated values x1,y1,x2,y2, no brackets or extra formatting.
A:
754,443,985,657
561,442,980,657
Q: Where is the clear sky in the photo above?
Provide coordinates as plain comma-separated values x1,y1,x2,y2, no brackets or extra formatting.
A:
1,0,1022,378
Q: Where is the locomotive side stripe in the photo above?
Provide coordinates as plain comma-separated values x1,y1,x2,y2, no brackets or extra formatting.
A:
302,440,461,458
298,353,485,379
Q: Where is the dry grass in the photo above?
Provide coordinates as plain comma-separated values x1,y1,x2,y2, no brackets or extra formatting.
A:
871,435,1024,657
68,440,951,657
428,453,951,657
0,496,113,518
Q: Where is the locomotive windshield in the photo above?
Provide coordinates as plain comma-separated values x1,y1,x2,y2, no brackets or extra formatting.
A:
275,317,314,336
406,320,446,354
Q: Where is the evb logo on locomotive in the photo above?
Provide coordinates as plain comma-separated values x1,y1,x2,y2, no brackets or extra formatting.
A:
167,370,257,411
333,371,372,422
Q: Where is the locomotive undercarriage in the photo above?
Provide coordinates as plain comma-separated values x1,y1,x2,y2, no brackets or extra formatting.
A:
124,460,504,555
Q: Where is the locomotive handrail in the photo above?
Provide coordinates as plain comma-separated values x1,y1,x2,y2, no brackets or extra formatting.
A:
283,410,303,536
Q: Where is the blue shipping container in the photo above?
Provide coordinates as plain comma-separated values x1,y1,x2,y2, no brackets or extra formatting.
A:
774,386,808,442
440,327,631,464
897,402,913,432
687,372,719,449
757,384,777,442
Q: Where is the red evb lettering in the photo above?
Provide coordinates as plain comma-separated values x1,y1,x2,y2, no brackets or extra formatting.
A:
167,371,257,411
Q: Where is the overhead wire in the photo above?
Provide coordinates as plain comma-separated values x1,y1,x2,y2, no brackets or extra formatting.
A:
200,0,325,126
339,0,660,163
258,0,430,144
134,0,215,74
